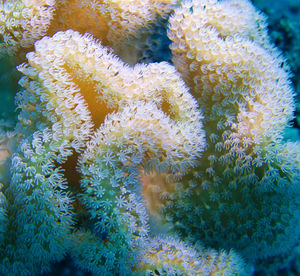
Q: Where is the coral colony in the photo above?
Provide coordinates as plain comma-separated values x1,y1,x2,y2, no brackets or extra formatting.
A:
0,0,299,275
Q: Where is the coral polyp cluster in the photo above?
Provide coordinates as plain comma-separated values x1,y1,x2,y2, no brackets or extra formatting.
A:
0,0,55,56
49,0,176,44
139,236,245,275
0,0,176,61
157,0,300,266
2,29,215,275
0,0,299,275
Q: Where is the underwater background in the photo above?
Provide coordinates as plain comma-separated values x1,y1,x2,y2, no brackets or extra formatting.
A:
0,0,299,275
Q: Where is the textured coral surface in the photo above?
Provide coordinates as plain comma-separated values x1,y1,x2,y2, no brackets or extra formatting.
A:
0,0,299,275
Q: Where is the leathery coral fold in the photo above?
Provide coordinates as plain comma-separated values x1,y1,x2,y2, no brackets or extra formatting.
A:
159,0,300,268
0,0,177,62
0,0,299,275
1,29,236,275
